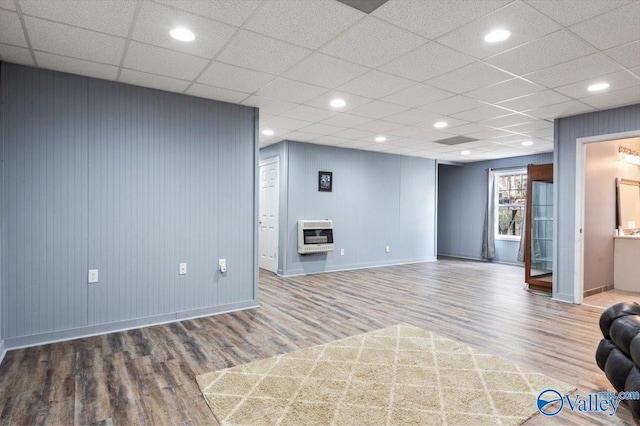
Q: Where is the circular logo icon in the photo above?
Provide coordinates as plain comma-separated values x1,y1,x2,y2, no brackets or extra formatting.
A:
537,389,564,416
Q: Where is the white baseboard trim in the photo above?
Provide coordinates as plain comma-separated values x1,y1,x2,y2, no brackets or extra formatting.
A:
3,300,259,352
279,257,437,278
0,339,6,367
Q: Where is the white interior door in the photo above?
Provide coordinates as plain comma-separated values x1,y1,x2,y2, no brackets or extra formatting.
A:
259,158,279,273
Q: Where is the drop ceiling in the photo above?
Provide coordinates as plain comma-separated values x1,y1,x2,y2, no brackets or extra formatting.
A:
1,0,639,163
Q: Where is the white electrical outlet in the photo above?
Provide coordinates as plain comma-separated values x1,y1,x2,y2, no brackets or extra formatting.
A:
340,248,345,256
88,269,99,284
385,245,390,253
179,263,187,275
219,259,227,273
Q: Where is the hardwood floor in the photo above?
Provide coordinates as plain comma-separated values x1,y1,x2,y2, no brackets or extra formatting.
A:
0,258,636,425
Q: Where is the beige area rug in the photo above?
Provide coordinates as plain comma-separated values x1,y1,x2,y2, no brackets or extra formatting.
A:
197,324,574,425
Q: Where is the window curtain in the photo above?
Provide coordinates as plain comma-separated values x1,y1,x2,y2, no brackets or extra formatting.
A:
517,202,527,262
481,168,496,260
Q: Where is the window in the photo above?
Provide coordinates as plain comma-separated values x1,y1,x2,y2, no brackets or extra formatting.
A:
495,169,527,240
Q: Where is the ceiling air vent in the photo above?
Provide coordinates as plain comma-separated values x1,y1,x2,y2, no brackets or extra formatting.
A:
336,0,389,14
433,136,479,146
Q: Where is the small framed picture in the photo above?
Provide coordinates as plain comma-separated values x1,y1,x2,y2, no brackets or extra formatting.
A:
318,171,332,192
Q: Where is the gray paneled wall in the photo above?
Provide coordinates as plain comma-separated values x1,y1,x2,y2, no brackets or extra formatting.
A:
555,104,640,302
1,63,258,346
437,153,554,264
260,141,437,276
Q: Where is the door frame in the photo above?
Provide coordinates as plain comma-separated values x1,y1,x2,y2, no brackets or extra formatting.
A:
573,130,640,304
259,156,279,273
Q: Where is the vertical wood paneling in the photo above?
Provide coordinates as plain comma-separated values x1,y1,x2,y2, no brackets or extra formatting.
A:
437,153,554,263
1,64,257,340
555,104,640,301
261,141,436,276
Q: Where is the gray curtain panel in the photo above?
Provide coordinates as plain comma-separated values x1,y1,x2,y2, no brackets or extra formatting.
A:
481,168,496,260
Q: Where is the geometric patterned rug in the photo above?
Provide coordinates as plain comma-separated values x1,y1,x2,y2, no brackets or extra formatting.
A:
196,324,575,425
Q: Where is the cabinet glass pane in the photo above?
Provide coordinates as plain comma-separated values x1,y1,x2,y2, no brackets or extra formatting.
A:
531,181,553,277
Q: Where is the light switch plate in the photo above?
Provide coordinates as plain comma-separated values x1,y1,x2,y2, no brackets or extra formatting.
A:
179,263,187,275
88,269,99,284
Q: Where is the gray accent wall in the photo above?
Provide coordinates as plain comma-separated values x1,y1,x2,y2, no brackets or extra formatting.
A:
260,141,437,276
1,63,258,347
437,153,554,264
555,103,640,302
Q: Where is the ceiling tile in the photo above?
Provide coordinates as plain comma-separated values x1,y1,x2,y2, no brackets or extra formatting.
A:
605,41,640,69
311,135,352,146
242,95,297,116
304,91,373,112
501,121,553,133
25,16,126,65
486,30,597,76
450,105,514,122
554,71,640,99
244,0,363,49
414,117,469,130
372,0,510,39
216,30,311,75
320,114,373,128
185,83,249,103
338,140,376,150
524,0,632,26
320,16,426,68
524,100,595,120
353,120,403,134
386,126,430,138
124,41,208,80
331,128,376,140
465,78,544,104
0,0,16,10
497,90,572,112
525,128,554,138
259,113,275,123
336,70,415,98
480,113,536,129
301,123,345,135
381,83,453,108
155,0,262,27
378,42,475,82
347,100,409,119
36,52,119,80
468,129,517,140
426,61,513,94
197,61,275,93
580,86,640,109
265,116,313,131
132,1,236,59
570,2,640,50
419,95,484,115
119,68,190,93
0,43,34,66
279,131,321,142
522,53,623,88
0,11,27,47
436,1,560,59
443,122,491,136
283,53,369,88
279,105,338,122
256,77,328,104
631,67,640,79
20,0,136,37
385,109,440,125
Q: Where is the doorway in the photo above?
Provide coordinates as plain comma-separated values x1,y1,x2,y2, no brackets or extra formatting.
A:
259,157,279,273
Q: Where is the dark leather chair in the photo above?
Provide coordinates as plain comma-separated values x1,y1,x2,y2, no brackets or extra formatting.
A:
596,302,640,419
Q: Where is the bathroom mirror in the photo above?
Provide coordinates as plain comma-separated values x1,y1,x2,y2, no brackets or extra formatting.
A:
617,178,640,232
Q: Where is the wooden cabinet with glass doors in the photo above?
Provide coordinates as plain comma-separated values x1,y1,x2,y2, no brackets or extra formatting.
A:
525,163,553,293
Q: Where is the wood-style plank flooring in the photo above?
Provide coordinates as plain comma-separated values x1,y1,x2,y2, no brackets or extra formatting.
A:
0,258,637,425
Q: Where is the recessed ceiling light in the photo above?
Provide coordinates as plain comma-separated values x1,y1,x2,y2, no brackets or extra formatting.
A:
375,135,386,142
330,98,346,108
521,140,534,146
588,82,610,92
262,129,274,136
170,28,195,42
484,29,510,43
434,121,448,129
461,150,471,155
